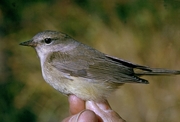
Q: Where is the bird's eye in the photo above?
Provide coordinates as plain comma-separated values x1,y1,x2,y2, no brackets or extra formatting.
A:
44,38,52,44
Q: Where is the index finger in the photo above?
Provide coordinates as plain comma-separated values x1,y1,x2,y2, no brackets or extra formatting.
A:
68,95,86,115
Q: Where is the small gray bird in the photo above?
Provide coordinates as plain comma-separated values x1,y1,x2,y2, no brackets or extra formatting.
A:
20,30,180,101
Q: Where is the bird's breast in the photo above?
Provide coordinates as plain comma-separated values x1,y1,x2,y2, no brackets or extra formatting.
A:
41,61,73,94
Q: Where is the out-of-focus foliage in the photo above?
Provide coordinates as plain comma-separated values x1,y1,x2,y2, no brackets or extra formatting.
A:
0,0,180,122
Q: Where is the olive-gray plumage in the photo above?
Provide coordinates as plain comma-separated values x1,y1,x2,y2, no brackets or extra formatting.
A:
20,30,180,101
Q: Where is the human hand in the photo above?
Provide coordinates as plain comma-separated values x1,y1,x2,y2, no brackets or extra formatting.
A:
62,95,125,122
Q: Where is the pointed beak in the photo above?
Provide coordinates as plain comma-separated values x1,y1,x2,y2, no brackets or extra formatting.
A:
19,40,37,47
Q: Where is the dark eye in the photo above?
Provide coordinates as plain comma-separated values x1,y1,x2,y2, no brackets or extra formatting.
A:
44,38,52,44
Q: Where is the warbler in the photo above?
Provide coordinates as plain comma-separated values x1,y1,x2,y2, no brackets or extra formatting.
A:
20,30,180,101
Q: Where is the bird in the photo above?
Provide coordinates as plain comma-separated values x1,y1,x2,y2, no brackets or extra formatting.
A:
20,30,180,101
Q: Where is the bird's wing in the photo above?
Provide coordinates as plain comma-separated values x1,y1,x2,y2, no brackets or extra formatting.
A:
48,50,148,84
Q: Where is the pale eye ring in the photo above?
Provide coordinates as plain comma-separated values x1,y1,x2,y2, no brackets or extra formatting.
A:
44,38,52,44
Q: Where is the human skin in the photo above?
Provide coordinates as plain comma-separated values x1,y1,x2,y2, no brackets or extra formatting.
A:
62,95,125,122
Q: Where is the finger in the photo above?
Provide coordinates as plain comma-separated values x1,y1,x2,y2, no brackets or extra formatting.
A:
86,100,112,112
68,95,85,115
86,101,126,122
96,100,112,111
62,110,98,122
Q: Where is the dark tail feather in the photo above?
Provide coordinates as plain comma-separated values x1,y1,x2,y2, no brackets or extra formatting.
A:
135,68,180,76
105,55,180,77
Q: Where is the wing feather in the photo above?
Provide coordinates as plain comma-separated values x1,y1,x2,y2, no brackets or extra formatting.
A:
47,45,148,84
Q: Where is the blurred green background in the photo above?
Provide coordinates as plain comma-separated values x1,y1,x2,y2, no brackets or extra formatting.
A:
0,0,180,122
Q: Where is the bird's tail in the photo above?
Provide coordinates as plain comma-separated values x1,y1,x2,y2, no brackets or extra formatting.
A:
135,67,180,76
105,55,180,76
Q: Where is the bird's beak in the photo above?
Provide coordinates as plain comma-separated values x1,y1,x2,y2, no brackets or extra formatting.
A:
19,40,37,47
